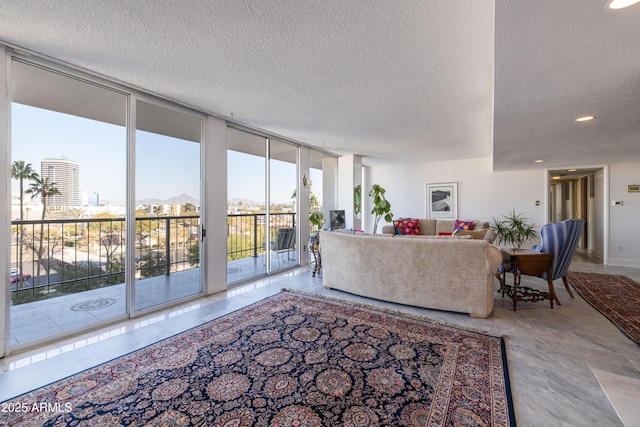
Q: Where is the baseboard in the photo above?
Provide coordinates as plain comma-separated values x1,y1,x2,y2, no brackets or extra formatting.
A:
606,257,640,269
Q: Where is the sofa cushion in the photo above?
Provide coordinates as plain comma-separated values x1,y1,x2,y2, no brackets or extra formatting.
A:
454,219,474,231
396,234,472,239
453,229,487,239
435,220,457,235
418,219,437,235
472,221,490,230
393,218,421,235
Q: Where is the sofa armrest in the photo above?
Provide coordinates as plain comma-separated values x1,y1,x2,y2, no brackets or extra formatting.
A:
484,229,497,244
487,245,502,272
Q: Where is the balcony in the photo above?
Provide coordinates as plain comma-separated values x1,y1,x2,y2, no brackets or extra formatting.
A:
9,213,299,346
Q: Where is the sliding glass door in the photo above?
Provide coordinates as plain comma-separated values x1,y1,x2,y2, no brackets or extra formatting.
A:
227,128,267,283
226,128,299,284
7,59,204,350
134,100,203,312
268,140,298,273
10,60,128,346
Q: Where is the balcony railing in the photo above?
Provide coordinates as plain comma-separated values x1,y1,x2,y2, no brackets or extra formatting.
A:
227,212,297,260
10,212,297,304
10,215,200,304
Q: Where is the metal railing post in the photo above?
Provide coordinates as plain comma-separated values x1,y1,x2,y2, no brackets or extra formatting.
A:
253,214,258,257
165,217,171,276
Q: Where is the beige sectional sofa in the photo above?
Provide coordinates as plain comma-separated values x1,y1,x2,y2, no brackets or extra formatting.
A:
320,230,502,318
381,218,497,243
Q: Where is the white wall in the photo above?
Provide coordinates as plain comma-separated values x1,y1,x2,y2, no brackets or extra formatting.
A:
365,156,639,268
608,161,640,267
367,156,546,236
322,156,338,217
204,116,228,294
337,154,360,230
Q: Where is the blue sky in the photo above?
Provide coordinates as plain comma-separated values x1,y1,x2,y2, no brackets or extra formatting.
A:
11,104,199,205
12,104,321,206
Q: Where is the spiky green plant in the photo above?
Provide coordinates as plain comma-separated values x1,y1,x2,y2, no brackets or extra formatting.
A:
490,209,538,249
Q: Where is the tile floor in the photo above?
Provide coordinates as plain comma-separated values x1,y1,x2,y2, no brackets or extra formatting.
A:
1,252,639,426
9,253,301,346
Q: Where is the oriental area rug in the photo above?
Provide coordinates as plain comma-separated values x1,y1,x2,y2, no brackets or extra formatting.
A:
1,290,515,426
568,272,640,345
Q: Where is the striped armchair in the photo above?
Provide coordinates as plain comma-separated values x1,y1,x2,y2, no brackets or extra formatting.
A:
529,218,585,303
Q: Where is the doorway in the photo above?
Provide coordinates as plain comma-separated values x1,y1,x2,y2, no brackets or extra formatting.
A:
548,167,605,261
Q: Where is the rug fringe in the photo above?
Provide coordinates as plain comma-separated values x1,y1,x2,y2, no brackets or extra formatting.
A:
281,288,503,339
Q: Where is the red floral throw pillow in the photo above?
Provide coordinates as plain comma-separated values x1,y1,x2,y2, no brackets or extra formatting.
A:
454,220,474,231
393,218,421,235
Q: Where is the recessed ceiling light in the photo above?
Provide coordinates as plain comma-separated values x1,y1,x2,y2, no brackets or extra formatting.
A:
606,0,640,9
535,160,544,163
575,115,595,122
568,169,577,172
552,176,561,180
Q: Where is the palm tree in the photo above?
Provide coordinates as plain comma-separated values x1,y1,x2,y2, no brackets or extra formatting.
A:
11,161,38,287
26,177,61,285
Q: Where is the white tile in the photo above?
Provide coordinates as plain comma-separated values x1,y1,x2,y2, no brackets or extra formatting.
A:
593,369,640,427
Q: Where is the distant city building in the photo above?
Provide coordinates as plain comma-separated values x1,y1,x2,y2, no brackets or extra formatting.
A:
41,156,80,209
81,191,100,207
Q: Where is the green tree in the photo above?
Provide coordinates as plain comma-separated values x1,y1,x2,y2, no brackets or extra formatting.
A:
137,252,166,278
26,176,61,285
188,242,200,266
11,161,38,287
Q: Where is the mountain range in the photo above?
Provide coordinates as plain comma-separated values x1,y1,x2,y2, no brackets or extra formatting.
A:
138,193,199,205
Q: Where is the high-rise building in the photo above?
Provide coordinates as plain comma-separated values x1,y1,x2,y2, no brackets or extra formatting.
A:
41,156,80,209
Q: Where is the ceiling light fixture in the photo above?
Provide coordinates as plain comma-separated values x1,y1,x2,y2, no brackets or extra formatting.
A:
606,0,640,9
552,176,561,180
575,115,595,122
535,160,544,163
568,169,577,172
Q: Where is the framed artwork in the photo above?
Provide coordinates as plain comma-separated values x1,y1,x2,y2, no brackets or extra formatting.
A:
426,182,457,219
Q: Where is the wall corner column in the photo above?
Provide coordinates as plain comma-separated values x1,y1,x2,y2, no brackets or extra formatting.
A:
203,116,228,295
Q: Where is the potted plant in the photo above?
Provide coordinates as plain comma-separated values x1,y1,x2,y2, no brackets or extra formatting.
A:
309,211,326,232
369,184,393,234
490,209,538,249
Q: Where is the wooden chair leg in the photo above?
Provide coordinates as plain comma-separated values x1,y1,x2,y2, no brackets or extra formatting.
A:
562,276,575,298
548,279,560,306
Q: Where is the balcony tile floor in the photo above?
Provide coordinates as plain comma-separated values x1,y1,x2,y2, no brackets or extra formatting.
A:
10,253,301,346
1,251,639,426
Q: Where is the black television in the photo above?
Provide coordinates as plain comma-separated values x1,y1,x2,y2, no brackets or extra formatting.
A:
330,210,346,230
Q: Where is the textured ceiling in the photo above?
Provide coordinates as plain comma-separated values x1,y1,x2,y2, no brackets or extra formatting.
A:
0,0,638,170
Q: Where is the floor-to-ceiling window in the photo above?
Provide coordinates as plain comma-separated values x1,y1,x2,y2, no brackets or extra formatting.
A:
226,128,299,284
7,59,204,350
134,100,203,311
268,139,298,273
227,128,267,283
10,60,128,346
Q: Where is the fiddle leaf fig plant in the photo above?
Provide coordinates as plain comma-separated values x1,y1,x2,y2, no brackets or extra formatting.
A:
369,184,393,234
354,184,362,217
490,209,538,249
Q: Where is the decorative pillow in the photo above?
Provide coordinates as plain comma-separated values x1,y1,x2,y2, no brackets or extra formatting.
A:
393,218,421,235
454,219,474,231
392,218,405,235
